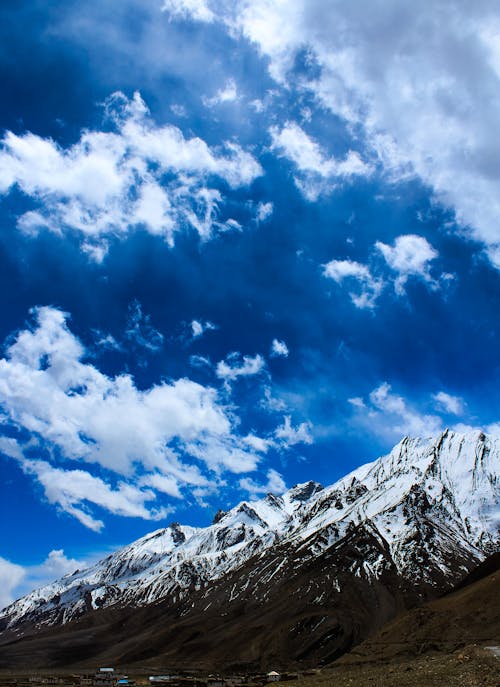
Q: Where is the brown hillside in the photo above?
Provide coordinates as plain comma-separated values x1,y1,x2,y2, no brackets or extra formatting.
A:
338,552,500,665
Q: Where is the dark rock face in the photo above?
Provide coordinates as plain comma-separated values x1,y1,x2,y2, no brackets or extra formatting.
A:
288,480,324,502
169,523,187,545
212,509,227,525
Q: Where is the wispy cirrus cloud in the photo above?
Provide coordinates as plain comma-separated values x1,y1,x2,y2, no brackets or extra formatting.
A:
202,78,239,107
125,300,164,352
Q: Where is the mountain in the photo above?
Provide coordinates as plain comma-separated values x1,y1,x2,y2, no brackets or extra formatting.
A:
0,429,498,669
339,551,500,665
273,554,500,687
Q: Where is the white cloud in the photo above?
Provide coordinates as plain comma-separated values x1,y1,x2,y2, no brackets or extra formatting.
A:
270,339,289,357
239,468,286,496
170,103,188,118
167,0,500,267
20,459,169,532
256,201,274,222
191,320,204,338
270,122,372,199
261,385,287,412
250,99,265,113
203,78,239,107
0,307,268,528
93,333,123,352
324,234,443,307
162,0,215,22
216,352,266,383
0,549,90,611
323,258,383,309
376,234,439,295
242,434,272,453
452,421,500,436
274,415,313,447
191,319,216,339
30,549,83,582
183,435,261,474
189,354,211,368
350,382,443,441
0,91,262,257
0,557,25,610
81,240,109,264
139,472,183,498
433,391,464,415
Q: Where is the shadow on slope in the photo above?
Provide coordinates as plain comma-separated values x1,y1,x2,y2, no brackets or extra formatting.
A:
337,552,500,665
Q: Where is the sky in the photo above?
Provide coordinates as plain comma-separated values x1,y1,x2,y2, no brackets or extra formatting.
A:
0,0,499,609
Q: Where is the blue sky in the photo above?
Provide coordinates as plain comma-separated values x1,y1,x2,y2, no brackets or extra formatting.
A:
0,0,499,607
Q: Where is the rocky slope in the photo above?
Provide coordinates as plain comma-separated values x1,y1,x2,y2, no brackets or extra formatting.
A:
0,429,498,668
339,551,500,664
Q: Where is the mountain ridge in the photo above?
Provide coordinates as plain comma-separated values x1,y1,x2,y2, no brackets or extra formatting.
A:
0,429,498,669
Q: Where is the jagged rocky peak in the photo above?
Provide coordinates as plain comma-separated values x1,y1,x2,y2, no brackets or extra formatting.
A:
287,480,323,502
212,509,227,525
169,522,186,545
264,493,284,508
235,502,268,528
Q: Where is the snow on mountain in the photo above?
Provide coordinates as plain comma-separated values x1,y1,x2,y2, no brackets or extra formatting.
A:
1,430,498,632
294,431,498,564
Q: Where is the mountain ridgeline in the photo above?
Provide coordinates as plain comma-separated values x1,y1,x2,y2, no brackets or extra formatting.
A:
0,429,498,670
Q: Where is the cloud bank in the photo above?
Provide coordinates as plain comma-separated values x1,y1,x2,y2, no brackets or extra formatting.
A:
0,307,272,530
0,91,262,259
164,0,500,267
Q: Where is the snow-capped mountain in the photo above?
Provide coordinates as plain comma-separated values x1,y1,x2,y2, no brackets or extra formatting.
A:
1,430,498,646
0,479,325,629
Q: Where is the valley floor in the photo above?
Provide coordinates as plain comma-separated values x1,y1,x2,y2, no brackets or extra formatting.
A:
299,647,500,687
1,650,499,687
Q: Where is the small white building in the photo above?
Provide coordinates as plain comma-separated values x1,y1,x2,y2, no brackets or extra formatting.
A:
267,672,281,683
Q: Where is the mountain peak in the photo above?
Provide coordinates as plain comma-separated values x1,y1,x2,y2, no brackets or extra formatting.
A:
286,480,324,502
212,509,227,525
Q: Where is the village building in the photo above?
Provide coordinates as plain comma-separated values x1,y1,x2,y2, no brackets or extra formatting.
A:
206,678,224,687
